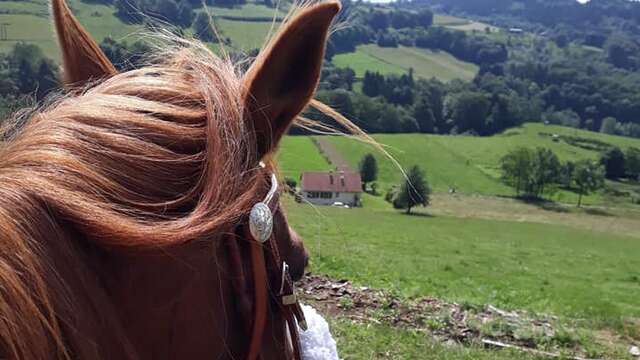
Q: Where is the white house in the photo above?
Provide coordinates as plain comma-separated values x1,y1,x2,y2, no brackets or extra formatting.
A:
300,170,362,207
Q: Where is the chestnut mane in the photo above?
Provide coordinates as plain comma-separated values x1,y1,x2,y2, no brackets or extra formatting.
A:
0,1,355,358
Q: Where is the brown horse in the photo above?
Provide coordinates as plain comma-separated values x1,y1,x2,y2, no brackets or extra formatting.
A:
0,0,343,358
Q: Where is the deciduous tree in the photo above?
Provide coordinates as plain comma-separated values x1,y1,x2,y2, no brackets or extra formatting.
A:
572,160,604,207
393,165,431,214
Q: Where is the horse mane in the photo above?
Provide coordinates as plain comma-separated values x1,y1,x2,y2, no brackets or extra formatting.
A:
0,31,291,360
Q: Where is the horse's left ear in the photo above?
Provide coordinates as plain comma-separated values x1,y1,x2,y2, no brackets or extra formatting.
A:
242,1,340,159
52,0,117,87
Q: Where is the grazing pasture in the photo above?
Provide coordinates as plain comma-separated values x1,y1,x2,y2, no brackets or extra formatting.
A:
277,136,332,180
332,44,479,82
325,123,640,206
0,0,282,57
0,0,141,58
434,13,498,33
276,131,640,358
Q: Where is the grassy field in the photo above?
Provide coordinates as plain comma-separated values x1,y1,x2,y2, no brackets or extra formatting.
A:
434,13,498,33
203,3,287,18
324,123,640,206
0,0,281,57
332,44,479,82
330,319,542,360
286,198,640,321
277,137,332,180
276,131,640,358
0,0,142,58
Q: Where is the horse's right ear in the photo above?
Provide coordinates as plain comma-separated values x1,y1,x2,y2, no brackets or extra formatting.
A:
52,0,117,87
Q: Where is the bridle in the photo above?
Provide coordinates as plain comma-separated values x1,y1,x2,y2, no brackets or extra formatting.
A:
226,162,306,360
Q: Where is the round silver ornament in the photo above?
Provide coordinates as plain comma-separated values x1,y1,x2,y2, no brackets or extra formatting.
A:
249,202,273,243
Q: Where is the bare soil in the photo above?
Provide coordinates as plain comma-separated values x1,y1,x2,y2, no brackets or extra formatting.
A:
298,273,635,359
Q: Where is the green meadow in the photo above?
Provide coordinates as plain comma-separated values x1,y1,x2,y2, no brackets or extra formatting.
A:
433,13,498,33
277,129,640,358
0,0,283,57
332,44,479,82
325,123,640,206
0,0,142,58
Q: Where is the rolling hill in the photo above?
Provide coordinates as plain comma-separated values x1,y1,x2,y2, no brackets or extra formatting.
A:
332,44,479,82
0,0,483,83
278,123,640,206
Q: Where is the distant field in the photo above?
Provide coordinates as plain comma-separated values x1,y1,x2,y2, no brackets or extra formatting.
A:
203,3,287,18
215,18,278,51
0,0,141,58
434,13,498,33
332,44,479,82
0,0,281,57
325,123,640,205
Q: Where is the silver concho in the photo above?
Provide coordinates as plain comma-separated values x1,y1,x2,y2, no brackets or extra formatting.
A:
249,202,273,243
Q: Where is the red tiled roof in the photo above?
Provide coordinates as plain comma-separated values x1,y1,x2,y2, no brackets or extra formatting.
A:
301,171,362,193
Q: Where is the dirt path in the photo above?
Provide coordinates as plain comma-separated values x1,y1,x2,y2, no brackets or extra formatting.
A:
297,273,631,360
313,137,353,171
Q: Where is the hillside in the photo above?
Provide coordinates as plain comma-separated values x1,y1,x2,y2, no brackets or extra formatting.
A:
0,0,483,83
277,128,640,359
0,0,142,58
0,0,287,58
332,44,479,82
316,123,640,206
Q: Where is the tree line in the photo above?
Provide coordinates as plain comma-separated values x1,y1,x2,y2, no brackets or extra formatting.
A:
500,145,640,206
0,43,59,119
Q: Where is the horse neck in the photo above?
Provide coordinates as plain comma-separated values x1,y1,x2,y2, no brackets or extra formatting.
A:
64,231,288,359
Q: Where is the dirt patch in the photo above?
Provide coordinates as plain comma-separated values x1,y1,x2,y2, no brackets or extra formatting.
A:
298,273,633,359
313,137,352,171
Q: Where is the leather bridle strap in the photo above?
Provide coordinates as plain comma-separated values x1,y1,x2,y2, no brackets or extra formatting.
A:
247,228,268,360
236,169,305,360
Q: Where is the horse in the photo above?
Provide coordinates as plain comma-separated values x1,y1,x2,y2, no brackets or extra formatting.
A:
0,0,344,358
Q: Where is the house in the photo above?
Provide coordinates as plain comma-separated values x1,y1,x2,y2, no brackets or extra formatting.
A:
300,170,362,207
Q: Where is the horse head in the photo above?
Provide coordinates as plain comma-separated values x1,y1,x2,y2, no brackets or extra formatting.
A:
0,0,340,358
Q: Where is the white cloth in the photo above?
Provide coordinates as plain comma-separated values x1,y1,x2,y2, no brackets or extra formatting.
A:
298,304,340,360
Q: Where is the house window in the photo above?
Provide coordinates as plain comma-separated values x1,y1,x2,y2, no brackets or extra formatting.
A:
335,192,340,197
306,191,333,199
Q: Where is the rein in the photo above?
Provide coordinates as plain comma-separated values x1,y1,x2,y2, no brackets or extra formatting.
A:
227,163,307,360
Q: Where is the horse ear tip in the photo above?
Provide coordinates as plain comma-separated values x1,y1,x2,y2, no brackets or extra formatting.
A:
317,1,341,16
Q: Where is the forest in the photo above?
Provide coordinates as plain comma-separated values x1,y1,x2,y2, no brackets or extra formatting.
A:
2,0,640,139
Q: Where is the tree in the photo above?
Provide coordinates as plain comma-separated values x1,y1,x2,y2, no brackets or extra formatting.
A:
417,9,434,28
413,97,436,133
193,12,217,42
572,160,604,207
359,154,378,191
625,147,640,180
600,147,626,179
501,147,560,198
177,0,195,27
393,165,431,214
600,117,618,134
500,147,532,196
606,35,638,69
529,147,561,197
446,91,491,135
